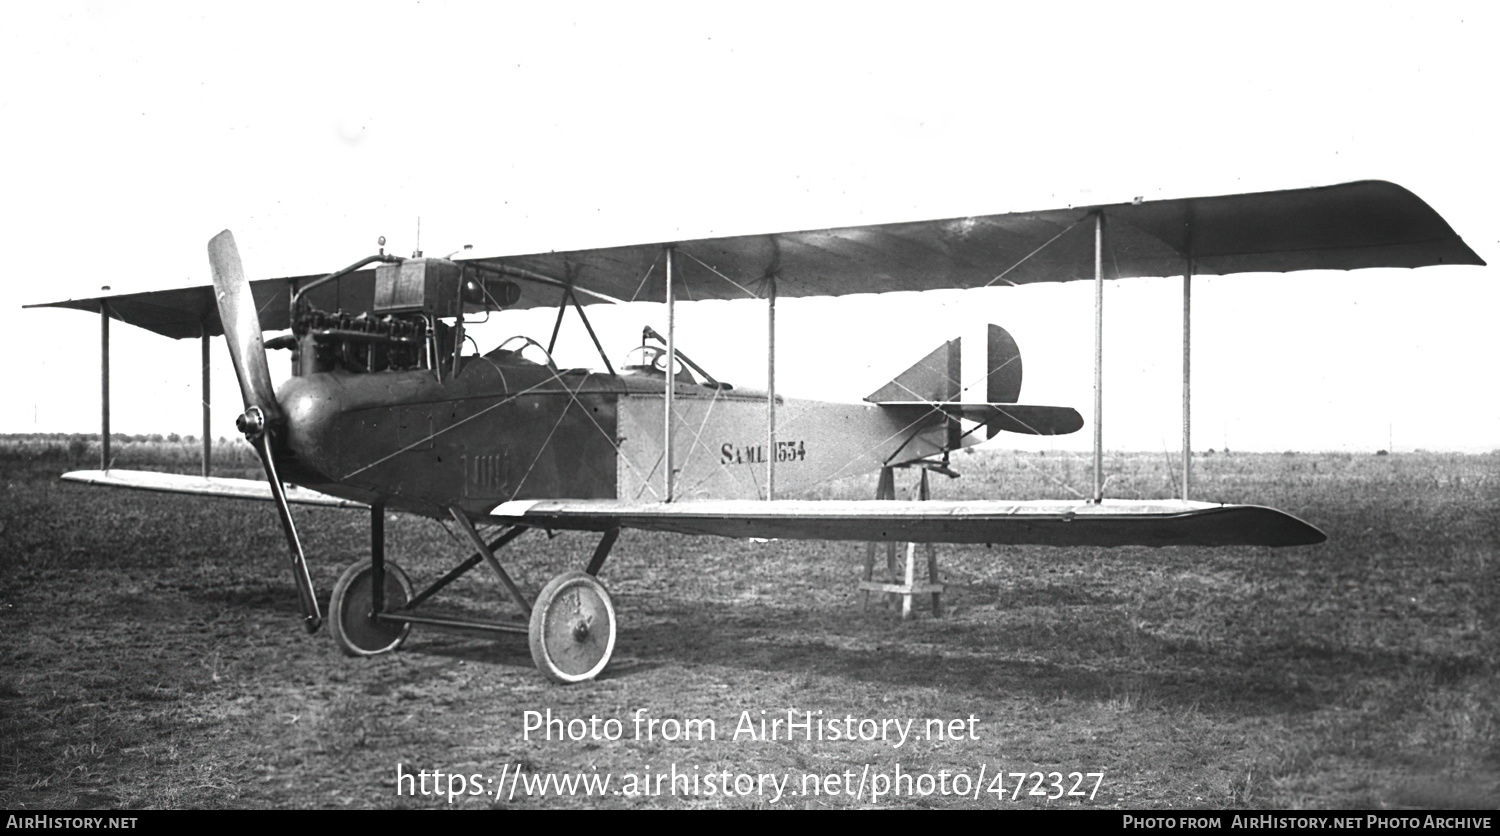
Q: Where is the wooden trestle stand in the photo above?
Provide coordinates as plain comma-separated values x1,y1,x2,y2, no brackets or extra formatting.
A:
860,465,944,618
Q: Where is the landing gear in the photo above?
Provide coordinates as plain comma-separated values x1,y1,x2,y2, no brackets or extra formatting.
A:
330,559,413,656
528,571,617,683
334,505,622,681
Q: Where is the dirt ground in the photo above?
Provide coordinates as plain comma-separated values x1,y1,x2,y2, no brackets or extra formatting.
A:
1,449,1497,809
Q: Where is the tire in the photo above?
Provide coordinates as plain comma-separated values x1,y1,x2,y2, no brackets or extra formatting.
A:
330,559,413,657
528,571,616,683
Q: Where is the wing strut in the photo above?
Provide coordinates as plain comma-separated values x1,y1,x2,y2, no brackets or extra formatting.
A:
1092,212,1104,504
664,246,676,502
99,302,110,470
1182,258,1193,500
201,329,212,477
766,274,777,501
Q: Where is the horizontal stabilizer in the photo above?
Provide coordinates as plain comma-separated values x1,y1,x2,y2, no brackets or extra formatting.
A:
60,470,366,508
488,498,1326,548
878,403,1084,436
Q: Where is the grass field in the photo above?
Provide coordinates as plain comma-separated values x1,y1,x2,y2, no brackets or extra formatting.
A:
0,440,1496,809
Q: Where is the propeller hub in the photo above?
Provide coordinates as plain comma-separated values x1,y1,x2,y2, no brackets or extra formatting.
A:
236,404,267,438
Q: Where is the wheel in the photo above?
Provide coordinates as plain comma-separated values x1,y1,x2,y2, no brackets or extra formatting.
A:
528,571,616,683
330,559,413,657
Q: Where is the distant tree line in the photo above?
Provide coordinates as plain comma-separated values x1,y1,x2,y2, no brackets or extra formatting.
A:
0,432,219,444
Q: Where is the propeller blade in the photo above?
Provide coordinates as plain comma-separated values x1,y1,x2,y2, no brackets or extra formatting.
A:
207,230,320,632
207,230,281,421
253,434,323,634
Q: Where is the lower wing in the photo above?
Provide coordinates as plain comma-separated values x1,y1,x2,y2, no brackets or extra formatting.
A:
58,469,1325,547
487,498,1326,547
60,469,366,508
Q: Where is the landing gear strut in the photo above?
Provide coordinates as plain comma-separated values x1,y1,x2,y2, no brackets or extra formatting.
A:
332,504,622,683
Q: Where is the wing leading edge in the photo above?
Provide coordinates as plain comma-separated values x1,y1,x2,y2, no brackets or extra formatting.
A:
487,498,1327,548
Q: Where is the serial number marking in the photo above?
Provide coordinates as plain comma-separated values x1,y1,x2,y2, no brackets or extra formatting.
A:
721,441,805,465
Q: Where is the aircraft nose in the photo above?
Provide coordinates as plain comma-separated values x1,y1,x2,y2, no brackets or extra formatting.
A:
276,377,343,473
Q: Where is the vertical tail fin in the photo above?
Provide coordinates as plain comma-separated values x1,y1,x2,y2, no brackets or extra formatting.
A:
864,338,961,403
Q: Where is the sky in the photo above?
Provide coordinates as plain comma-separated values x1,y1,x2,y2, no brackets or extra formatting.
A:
2,2,1495,453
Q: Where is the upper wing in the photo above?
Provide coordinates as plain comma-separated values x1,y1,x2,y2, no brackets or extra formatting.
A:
487,498,1326,548
478,180,1484,304
27,181,1483,339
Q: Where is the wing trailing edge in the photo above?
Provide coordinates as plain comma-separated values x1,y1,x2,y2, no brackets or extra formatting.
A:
487,498,1326,548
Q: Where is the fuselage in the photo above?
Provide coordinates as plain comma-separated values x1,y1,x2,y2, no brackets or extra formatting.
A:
275,349,960,517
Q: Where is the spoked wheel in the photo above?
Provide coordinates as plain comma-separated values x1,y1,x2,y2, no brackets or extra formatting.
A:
330,560,413,657
528,571,616,683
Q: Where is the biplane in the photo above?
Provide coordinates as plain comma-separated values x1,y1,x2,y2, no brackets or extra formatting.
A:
27,180,1483,683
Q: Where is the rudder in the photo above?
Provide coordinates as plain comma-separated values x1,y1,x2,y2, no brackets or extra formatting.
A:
986,324,1023,404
